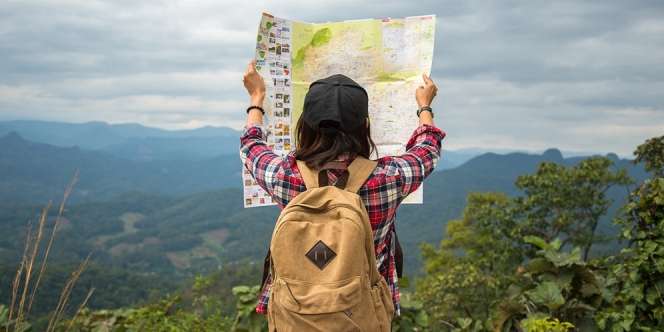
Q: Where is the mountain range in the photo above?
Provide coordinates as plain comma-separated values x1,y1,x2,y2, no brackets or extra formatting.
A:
0,119,519,167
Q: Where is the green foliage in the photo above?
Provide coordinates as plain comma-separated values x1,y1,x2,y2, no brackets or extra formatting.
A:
418,155,631,331
230,285,266,332
392,292,429,331
60,294,233,331
520,314,574,332
634,135,664,177
596,136,664,332
495,236,603,331
417,192,522,331
60,283,268,331
0,304,32,332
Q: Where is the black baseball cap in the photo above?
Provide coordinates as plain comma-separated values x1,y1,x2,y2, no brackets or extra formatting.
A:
302,74,368,133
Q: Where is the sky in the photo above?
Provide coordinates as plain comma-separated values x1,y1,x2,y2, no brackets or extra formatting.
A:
1,1,663,156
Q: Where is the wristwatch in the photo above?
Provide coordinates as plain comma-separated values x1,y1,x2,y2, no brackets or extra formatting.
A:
417,105,434,118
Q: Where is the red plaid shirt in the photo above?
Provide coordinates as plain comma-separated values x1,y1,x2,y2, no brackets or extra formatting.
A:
239,122,445,316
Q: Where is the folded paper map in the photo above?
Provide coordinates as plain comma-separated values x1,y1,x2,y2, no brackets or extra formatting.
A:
243,12,436,208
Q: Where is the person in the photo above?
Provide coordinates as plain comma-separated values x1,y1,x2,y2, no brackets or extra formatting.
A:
239,59,445,318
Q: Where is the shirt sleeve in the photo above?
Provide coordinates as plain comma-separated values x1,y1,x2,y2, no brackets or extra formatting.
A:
389,123,446,201
239,123,286,200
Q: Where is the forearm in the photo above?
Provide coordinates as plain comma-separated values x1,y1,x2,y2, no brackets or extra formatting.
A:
393,123,445,197
418,110,434,126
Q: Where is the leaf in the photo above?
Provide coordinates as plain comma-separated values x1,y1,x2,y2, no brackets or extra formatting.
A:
456,317,473,329
543,247,583,267
494,300,526,330
414,310,429,327
526,281,565,311
526,258,555,274
232,285,252,295
524,235,550,250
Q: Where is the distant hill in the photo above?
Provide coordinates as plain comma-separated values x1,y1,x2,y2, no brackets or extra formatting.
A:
0,120,541,167
0,120,241,160
100,136,241,161
0,132,242,203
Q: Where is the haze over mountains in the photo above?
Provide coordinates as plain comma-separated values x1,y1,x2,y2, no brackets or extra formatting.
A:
0,119,599,171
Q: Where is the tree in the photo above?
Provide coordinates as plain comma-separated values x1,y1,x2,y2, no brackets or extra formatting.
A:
418,156,631,331
634,135,664,177
417,193,524,330
515,157,630,261
597,135,664,331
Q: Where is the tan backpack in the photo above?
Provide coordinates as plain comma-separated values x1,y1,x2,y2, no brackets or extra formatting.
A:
264,155,395,332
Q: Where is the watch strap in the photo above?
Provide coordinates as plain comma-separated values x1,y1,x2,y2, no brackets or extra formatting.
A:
417,106,433,118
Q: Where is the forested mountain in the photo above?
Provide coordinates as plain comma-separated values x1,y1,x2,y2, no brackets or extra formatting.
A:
0,120,483,166
0,120,240,149
0,132,242,203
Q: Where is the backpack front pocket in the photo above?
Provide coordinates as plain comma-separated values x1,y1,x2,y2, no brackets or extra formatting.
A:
270,276,365,331
274,276,362,313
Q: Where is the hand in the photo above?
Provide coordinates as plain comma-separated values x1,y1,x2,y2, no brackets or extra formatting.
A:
415,73,438,108
243,59,266,105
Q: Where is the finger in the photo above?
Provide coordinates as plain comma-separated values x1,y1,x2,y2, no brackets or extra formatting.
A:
247,60,255,73
422,73,432,85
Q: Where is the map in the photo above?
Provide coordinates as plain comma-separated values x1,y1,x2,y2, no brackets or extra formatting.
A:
243,12,436,208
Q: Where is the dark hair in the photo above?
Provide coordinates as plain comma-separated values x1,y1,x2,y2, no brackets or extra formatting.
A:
294,116,377,170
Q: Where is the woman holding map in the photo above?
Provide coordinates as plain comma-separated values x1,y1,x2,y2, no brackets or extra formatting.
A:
240,58,444,330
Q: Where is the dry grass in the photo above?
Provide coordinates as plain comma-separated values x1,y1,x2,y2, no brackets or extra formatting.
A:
5,170,96,332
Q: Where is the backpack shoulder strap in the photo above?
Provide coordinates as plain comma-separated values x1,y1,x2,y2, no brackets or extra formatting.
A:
344,156,377,193
296,159,319,189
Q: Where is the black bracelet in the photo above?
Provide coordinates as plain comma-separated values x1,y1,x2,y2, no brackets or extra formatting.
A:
246,105,265,115
417,106,434,118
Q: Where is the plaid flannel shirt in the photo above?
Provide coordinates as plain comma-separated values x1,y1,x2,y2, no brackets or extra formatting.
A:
239,122,445,316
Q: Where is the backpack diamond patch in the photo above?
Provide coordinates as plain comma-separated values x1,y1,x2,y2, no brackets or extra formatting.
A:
305,240,337,270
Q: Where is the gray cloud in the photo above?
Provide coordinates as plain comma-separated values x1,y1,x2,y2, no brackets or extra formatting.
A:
0,0,663,155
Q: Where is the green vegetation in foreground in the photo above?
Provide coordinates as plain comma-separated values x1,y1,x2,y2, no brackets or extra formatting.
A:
416,135,664,331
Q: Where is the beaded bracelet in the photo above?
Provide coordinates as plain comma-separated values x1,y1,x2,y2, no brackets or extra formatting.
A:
246,105,265,115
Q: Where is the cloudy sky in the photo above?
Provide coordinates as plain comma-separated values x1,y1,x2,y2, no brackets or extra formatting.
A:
1,1,663,156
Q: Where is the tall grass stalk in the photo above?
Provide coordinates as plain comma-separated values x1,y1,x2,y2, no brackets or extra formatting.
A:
46,254,91,332
8,220,32,327
65,287,95,332
15,202,51,327
28,170,78,315
6,171,92,332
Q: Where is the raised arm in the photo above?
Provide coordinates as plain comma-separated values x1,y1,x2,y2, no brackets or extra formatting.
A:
239,60,286,200
390,73,445,201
